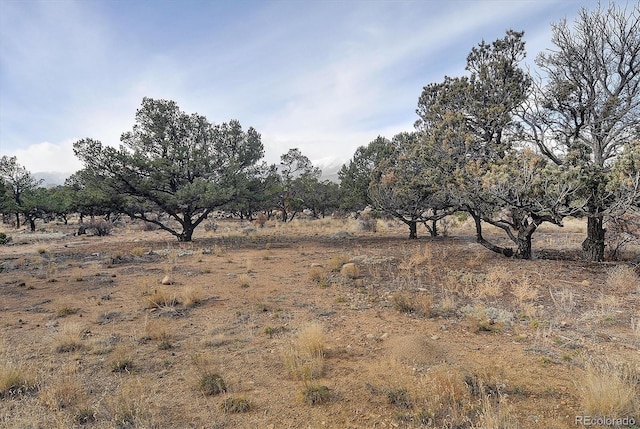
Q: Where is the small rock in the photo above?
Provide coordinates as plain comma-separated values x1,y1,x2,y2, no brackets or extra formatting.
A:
161,275,173,285
366,333,375,340
380,332,389,340
431,335,440,340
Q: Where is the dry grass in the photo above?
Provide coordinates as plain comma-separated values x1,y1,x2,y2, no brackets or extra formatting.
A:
391,292,433,316
198,372,227,396
105,378,154,426
577,360,639,417
144,287,179,309
130,246,145,257
549,286,576,314
0,361,37,398
2,217,639,427
327,254,350,272
512,276,539,304
299,383,330,405
340,262,361,280
144,317,172,349
221,396,251,413
296,323,326,357
108,344,135,373
399,244,435,274
238,273,251,288
54,322,85,353
56,305,79,318
481,266,511,297
309,266,328,285
596,294,621,319
39,374,86,411
437,292,458,315
606,265,639,294
182,285,203,307
282,323,326,380
477,394,520,429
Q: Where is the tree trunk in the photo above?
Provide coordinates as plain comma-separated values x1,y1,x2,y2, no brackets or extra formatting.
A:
178,227,194,242
471,212,514,257
409,220,417,239
178,218,195,242
582,215,605,261
15,213,20,229
516,230,533,260
28,217,36,232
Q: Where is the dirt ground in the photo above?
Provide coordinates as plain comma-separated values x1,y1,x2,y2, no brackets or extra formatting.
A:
0,217,638,429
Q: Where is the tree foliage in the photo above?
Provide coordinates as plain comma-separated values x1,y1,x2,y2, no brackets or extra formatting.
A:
275,148,321,222
338,136,396,212
368,132,453,238
0,156,43,229
524,3,640,260
73,98,264,241
415,30,566,258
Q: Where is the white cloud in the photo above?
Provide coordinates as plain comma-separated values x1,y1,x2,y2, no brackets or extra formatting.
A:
0,0,602,175
6,140,83,174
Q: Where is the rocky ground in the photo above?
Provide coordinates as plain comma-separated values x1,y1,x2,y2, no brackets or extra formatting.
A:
0,217,638,428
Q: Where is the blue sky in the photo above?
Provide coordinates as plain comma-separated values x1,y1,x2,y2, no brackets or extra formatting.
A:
0,0,600,176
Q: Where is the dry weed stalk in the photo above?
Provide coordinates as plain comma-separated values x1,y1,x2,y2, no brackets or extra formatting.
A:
549,286,576,314
477,394,520,429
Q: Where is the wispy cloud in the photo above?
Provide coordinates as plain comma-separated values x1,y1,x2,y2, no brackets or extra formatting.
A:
0,0,600,175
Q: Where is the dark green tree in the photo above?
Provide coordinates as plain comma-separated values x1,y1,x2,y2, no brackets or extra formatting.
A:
275,148,321,222
368,132,453,238
73,98,264,241
415,30,574,258
338,136,396,213
0,156,42,229
307,180,341,219
65,169,125,222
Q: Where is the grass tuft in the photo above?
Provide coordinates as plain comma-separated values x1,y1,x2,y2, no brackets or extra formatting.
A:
54,323,85,353
221,396,251,413
0,362,37,398
282,323,326,381
606,265,639,294
577,360,638,416
300,383,330,405
198,372,227,396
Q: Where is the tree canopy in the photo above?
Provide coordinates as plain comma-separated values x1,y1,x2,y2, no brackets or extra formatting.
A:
73,98,264,241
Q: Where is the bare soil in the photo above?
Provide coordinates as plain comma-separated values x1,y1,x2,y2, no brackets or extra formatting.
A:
1,218,638,428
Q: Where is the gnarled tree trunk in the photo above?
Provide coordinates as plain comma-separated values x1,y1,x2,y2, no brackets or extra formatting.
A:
582,215,605,261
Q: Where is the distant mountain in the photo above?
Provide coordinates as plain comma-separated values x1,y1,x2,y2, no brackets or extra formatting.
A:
32,159,345,188
34,172,71,187
314,157,346,183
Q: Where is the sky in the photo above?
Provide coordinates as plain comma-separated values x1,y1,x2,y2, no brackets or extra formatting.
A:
0,0,602,179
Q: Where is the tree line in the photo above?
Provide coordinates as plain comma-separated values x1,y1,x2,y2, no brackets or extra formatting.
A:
1,3,638,261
